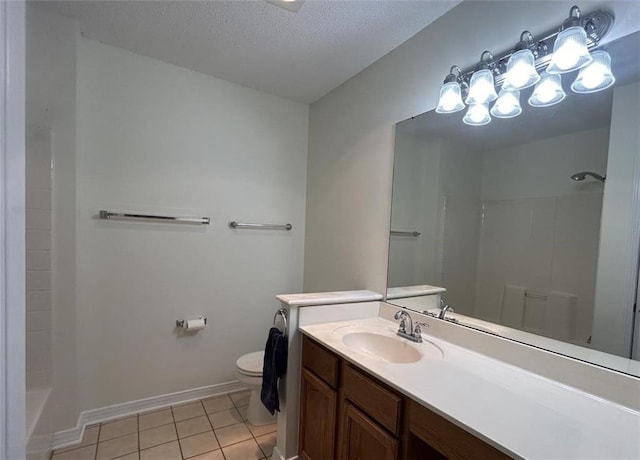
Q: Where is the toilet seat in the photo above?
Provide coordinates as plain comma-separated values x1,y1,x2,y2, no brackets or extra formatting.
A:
236,351,264,377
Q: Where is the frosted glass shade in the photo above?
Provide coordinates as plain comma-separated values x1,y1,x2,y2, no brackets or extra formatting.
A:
503,49,540,90
571,50,615,93
463,103,491,126
436,81,465,113
490,89,522,118
547,26,592,74
529,72,566,107
465,69,498,105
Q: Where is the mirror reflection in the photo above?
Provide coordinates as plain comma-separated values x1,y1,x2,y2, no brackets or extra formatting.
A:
388,30,640,376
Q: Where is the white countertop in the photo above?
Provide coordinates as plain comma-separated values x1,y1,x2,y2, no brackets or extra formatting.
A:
300,317,640,459
428,309,640,377
276,289,382,307
386,284,446,299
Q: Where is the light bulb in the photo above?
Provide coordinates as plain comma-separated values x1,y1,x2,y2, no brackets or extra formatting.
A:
503,49,540,90
537,81,556,104
465,69,498,105
580,64,606,88
571,50,615,93
547,26,592,74
554,40,581,70
529,72,566,107
463,103,491,126
490,89,522,118
436,81,465,113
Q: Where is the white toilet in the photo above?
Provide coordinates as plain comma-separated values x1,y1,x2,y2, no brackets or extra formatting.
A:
235,351,276,426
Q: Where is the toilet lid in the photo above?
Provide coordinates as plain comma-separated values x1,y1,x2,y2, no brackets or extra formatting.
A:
236,351,264,376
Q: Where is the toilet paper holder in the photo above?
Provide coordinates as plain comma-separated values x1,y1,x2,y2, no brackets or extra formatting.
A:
176,317,207,328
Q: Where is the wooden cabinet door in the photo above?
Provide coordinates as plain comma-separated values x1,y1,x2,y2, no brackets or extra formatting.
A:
341,402,398,460
299,368,337,460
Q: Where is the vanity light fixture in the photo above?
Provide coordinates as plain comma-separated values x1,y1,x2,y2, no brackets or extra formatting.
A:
571,50,615,93
529,72,566,107
434,5,614,126
490,89,522,118
463,103,491,126
436,66,465,113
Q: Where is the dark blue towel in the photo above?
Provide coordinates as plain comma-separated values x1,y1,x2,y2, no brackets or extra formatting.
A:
261,327,288,415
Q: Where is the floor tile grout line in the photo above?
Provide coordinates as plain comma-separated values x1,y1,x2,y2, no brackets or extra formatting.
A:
94,423,101,460
203,405,220,451
139,419,181,434
136,414,140,457
170,405,187,460
137,438,179,458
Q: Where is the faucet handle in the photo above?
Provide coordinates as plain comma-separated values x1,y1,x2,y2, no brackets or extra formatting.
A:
394,310,407,333
414,321,429,336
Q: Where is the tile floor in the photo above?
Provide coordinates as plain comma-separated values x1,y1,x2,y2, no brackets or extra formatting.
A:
51,390,276,460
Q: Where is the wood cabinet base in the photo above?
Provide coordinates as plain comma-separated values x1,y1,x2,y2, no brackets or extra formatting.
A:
299,335,511,460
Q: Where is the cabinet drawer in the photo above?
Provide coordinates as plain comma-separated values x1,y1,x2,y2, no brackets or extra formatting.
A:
301,335,339,388
408,399,511,460
342,363,402,435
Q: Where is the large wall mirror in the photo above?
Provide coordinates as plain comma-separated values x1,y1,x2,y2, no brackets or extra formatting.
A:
387,29,640,377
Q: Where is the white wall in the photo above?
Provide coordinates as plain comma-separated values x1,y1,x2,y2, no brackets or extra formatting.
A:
388,134,484,315
26,4,78,439
480,127,610,201
592,81,640,356
389,134,441,288
437,139,482,314
474,128,609,344
75,38,308,411
303,0,640,293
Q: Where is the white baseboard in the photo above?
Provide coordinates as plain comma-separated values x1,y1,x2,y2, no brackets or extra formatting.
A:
53,380,246,450
271,445,298,460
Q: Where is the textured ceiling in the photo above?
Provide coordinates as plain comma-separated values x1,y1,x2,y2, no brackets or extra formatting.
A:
33,0,460,103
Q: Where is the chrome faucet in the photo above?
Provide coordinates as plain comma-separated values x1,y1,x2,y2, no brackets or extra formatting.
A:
393,310,428,343
438,299,456,321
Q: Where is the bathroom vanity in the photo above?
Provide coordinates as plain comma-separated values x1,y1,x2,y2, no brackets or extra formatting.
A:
298,334,507,460
295,310,640,460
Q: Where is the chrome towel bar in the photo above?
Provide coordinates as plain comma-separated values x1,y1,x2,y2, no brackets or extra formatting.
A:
229,221,292,231
391,230,421,237
100,210,210,225
273,308,288,337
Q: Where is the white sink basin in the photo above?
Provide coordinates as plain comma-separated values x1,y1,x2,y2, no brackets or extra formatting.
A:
341,331,440,363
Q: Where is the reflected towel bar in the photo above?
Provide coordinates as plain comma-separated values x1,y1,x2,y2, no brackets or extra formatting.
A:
229,221,292,231
525,291,548,301
391,230,421,237
273,308,288,337
99,210,210,225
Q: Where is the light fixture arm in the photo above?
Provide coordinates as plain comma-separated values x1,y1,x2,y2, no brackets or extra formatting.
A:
443,65,462,83
561,5,583,30
515,31,534,51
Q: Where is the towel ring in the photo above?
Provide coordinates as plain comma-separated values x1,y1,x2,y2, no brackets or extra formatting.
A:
273,308,288,338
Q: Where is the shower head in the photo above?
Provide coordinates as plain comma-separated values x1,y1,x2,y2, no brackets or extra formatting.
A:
571,171,606,183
